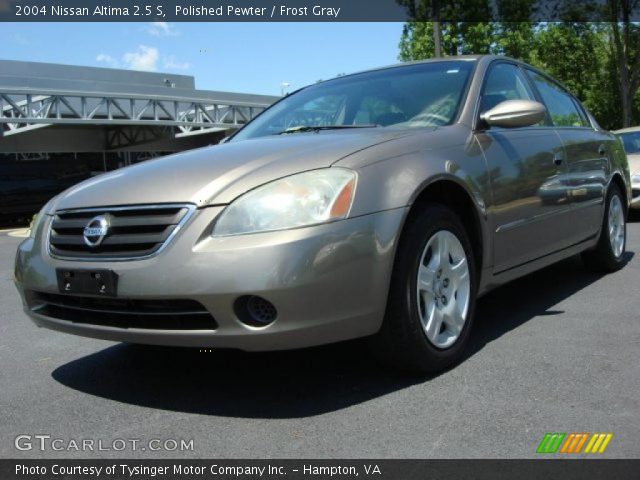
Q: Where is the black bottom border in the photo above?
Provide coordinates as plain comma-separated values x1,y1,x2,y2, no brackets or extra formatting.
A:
3,459,640,480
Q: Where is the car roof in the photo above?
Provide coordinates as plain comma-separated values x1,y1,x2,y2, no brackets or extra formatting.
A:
309,55,492,88
613,126,640,134
311,55,541,89
345,55,486,76
359,55,582,100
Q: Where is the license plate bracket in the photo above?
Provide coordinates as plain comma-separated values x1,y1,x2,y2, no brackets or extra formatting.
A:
56,269,118,296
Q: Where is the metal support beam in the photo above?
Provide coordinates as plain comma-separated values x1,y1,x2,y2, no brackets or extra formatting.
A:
0,88,270,137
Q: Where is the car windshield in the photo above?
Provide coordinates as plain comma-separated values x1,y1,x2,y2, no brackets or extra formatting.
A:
619,131,640,154
232,60,476,142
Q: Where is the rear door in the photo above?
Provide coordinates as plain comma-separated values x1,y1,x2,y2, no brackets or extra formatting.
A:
475,62,573,273
524,68,609,243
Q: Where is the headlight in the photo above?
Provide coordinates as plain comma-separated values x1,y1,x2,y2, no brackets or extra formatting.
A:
28,198,55,238
213,168,356,236
28,211,45,238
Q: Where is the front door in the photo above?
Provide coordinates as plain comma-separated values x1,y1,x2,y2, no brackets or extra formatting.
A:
475,62,574,273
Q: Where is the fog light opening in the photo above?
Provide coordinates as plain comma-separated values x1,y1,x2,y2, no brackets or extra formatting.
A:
234,295,278,327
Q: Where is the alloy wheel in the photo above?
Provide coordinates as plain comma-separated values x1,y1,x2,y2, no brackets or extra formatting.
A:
416,230,471,349
608,194,625,258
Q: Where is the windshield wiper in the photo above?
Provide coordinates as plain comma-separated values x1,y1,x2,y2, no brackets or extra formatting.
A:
276,124,379,135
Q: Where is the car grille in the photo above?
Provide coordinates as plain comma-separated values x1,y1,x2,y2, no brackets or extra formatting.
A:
27,291,217,330
48,204,194,260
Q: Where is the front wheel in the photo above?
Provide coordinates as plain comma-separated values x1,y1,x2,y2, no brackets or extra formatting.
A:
369,204,477,374
582,184,627,272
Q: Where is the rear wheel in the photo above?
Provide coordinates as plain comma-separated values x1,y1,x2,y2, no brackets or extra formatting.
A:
582,184,626,272
369,204,477,374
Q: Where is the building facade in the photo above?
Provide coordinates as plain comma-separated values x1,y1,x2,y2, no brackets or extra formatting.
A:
0,60,278,222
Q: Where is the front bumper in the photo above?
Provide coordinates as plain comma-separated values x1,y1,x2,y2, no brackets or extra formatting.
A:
14,206,406,351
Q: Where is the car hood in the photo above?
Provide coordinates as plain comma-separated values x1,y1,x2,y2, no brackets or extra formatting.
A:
51,128,419,211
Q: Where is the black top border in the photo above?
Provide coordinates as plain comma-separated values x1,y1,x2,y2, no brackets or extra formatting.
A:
1,0,639,22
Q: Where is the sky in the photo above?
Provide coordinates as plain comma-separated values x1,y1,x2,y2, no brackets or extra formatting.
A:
2,22,405,95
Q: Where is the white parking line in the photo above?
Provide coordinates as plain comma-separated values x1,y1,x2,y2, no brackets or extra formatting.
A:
0,228,29,238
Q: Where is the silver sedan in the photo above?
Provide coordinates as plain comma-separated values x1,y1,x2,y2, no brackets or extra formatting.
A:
14,56,631,372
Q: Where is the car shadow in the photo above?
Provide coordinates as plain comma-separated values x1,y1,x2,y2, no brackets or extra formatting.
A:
51,252,634,419
466,252,633,360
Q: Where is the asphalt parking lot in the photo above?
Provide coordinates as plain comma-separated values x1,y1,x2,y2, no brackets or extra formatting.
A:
1,220,639,459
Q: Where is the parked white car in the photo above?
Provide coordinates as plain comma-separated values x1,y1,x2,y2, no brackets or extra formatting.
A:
614,127,640,209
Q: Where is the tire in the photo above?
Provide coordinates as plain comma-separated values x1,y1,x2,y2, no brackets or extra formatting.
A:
581,184,627,273
369,203,477,374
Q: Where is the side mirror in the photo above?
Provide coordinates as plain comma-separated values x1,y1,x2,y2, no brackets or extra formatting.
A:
480,99,546,129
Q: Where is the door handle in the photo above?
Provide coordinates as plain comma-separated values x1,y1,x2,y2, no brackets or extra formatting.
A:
598,145,606,156
553,152,564,166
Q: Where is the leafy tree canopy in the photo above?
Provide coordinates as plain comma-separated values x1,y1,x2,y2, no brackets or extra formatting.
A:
397,1,640,128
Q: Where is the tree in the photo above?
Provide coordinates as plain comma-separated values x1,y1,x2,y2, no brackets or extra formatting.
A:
397,0,496,59
399,22,438,60
494,0,537,61
608,0,640,127
396,0,640,128
528,23,621,129
494,23,536,62
398,22,535,61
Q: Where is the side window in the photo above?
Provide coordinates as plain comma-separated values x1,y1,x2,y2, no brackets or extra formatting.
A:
480,63,535,114
526,70,587,127
570,97,591,127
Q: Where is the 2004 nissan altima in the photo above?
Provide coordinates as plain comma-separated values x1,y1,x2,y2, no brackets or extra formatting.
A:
14,56,631,372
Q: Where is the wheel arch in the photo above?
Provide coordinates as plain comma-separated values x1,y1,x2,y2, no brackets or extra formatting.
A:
402,176,487,277
609,172,629,211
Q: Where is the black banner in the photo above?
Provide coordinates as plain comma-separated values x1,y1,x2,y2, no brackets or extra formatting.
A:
1,0,640,22
2,460,640,480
